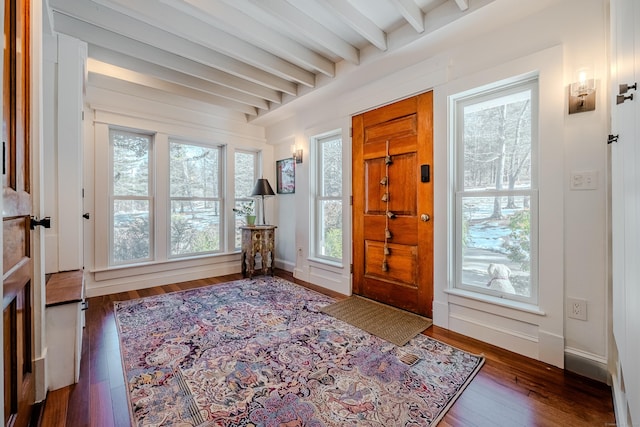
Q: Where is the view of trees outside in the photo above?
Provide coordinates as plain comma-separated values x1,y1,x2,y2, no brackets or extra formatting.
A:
317,135,343,260
169,142,221,256
459,84,535,297
234,151,258,248
111,130,152,264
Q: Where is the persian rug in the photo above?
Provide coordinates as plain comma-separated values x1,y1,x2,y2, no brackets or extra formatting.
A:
320,295,433,346
114,276,484,426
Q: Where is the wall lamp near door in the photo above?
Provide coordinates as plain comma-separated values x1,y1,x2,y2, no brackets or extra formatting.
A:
569,69,596,114
291,145,303,164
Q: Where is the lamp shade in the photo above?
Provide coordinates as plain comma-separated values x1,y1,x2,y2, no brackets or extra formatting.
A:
251,178,275,197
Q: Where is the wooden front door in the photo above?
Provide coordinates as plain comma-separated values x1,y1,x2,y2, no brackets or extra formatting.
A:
3,0,34,425
352,93,434,317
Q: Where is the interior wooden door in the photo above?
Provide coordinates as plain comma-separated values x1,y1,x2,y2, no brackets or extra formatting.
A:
3,0,34,425
352,93,433,317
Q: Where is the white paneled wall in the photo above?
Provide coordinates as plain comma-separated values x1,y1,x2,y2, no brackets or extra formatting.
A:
610,0,640,424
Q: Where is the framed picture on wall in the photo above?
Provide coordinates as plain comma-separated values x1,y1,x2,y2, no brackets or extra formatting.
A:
276,158,295,194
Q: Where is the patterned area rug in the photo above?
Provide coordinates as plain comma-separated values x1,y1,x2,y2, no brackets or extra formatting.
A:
114,276,484,426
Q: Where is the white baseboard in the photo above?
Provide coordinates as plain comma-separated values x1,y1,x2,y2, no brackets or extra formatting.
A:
86,262,240,297
432,300,449,328
274,258,295,272
34,349,47,403
564,347,610,384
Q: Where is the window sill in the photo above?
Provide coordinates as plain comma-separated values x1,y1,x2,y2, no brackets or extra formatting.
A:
91,252,239,281
307,257,344,270
443,288,546,316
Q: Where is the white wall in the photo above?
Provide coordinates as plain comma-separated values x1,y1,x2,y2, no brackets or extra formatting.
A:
271,121,352,295
264,0,610,375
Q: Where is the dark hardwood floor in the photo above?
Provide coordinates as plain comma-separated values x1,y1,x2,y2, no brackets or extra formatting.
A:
40,270,616,426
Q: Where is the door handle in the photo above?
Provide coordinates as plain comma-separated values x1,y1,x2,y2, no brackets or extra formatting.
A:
30,216,51,229
420,214,430,222
83,213,90,219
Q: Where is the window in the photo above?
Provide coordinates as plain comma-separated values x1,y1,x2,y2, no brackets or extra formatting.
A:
234,150,258,248
452,77,538,303
169,140,222,256
313,133,343,261
110,129,153,265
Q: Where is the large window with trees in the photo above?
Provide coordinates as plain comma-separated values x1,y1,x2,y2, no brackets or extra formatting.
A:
169,140,222,256
313,132,343,262
108,128,233,267
452,76,538,303
110,129,153,265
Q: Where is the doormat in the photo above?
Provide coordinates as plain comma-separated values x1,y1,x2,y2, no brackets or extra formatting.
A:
321,295,433,346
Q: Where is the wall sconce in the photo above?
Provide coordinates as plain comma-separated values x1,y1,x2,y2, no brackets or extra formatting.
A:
569,69,596,114
291,145,303,164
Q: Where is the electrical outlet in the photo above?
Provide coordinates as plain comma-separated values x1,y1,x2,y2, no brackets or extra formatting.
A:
567,297,588,321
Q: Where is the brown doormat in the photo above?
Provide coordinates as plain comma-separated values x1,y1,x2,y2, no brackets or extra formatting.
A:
321,295,433,346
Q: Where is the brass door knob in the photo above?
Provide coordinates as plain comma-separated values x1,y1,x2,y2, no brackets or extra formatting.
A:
421,214,430,222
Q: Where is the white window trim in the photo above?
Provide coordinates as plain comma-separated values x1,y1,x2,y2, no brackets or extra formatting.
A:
233,149,260,250
310,130,343,265
451,75,540,305
108,128,155,266
434,46,565,367
167,139,224,258
101,126,261,270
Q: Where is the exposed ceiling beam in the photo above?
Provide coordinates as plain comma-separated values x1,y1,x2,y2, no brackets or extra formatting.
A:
49,0,298,94
53,13,283,103
88,74,250,122
390,0,425,33
88,59,259,116
454,0,470,11
95,0,317,87
249,0,360,65
89,46,269,110
325,0,388,51
157,0,334,78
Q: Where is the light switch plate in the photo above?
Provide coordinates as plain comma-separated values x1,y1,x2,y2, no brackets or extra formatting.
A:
570,171,598,190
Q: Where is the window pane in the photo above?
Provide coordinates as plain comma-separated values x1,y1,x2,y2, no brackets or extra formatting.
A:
170,200,220,255
321,137,342,197
235,151,256,198
461,195,531,296
113,199,150,263
112,131,149,196
235,151,257,249
319,200,342,259
170,143,219,198
462,90,532,191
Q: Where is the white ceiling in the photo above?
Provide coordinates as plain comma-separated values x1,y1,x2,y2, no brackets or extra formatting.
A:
47,0,485,124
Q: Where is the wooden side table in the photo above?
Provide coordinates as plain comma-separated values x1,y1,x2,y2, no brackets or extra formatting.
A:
241,225,277,278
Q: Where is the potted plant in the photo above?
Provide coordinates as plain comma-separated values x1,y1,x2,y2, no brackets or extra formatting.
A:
233,200,256,226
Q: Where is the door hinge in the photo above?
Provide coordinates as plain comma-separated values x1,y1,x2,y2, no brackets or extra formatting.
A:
350,264,353,274
617,82,636,105
349,127,353,137
350,195,353,206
